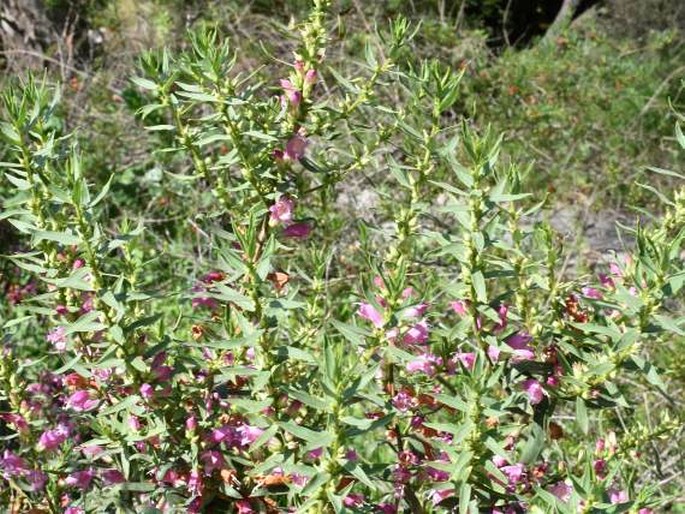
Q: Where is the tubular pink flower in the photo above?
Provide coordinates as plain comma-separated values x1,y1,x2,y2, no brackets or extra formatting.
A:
237,424,264,447
403,320,429,345
201,450,226,475
548,481,572,502
0,450,27,477
65,468,95,490
282,222,312,239
269,196,295,225
284,134,307,160
357,302,384,328
406,353,442,376
47,326,67,352
102,469,125,485
66,390,100,412
403,303,428,319
582,286,603,299
449,300,468,316
26,470,47,491
521,379,545,405
38,424,69,451
506,332,535,361
609,489,628,504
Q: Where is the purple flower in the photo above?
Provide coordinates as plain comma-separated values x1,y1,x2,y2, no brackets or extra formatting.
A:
403,303,428,318
450,352,475,371
237,424,264,447
506,332,535,361
280,79,301,109
282,222,312,239
343,494,365,508
521,379,545,405
26,470,47,491
548,481,572,502
140,383,154,400
494,304,509,332
269,196,295,226
582,286,603,299
449,300,468,316
64,507,85,514
284,134,308,160
47,326,67,352
501,463,525,486
101,469,125,485
38,424,70,451
392,390,417,412
304,69,317,86
609,489,629,504
403,320,429,345
0,450,27,477
428,488,454,505
65,468,95,490
357,302,384,328
406,353,442,376
66,390,100,411
201,450,226,475
487,345,501,362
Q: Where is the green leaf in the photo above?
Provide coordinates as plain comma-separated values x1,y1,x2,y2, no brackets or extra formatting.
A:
65,311,107,334
279,422,333,446
32,230,81,246
471,271,487,303
130,77,158,91
576,397,589,435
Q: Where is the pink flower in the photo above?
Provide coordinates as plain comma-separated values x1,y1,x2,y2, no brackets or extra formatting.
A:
304,69,317,86
26,470,47,491
593,458,606,477
0,413,28,433
487,345,501,362
280,79,301,109
506,332,535,361
0,450,27,477
638,509,653,514
186,415,198,431
609,489,628,504
64,508,84,514
140,383,154,400
38,425,70,451
582,286,603,299
501,464,525,487
282,222,312,239
548,481,572,502
66,390,100,411
406,353,442,376
236,500,254,514
377,504,397,514
357,302,384,328
201,450,226,475
237,425,264,447
65,468,95,490
308,448,323,460
284,134,308,160
47,326,67,352
343,494,365,508
102,469,125,485
599,273,615,289
521,379,545,405
494,304,509,332
403,320,429,345
450,300,468,316
429,488,454,505
392,390,417,412
403,303,428,318
269,196,295,225
450,352,475,371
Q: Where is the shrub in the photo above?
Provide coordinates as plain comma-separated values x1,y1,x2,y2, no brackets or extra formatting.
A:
0,2,683,512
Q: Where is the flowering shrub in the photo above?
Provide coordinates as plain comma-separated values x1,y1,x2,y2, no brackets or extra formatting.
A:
1,1,684,513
